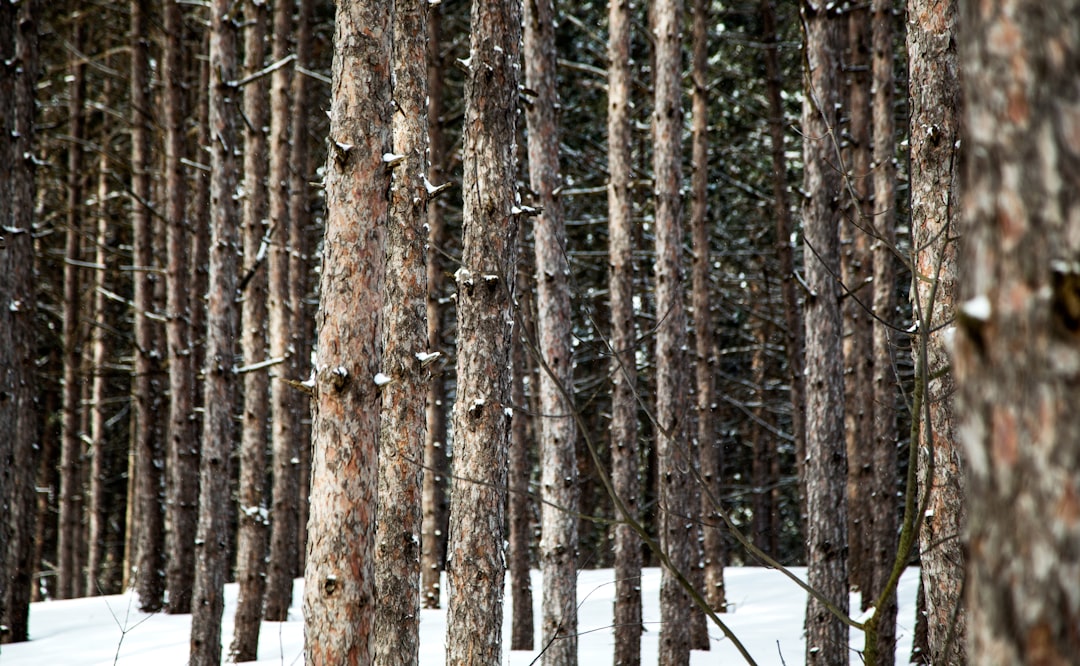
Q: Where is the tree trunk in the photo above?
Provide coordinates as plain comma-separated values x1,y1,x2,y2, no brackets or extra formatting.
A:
58,16,86,601
957,2,1080,662
162,0,198,616
906,0,964,662
691,0,724,618
608,0,641,660
289,0,314,577
231,3,271,659
189,0,240,661
509,291,534,650
653,0,693,662
866,1,898,663
264,0,298,624
800,3,849,664
420,1,450,611
444,0,521,660
129,0,166,612
1,0,40,642
524,1,578,662
373,0,429,662
302,0,391,661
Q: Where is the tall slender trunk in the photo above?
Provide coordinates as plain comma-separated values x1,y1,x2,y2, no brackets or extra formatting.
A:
524,1,578,662
420,1,450,611
906,0,964,662
58,17,87,600
264,0,298,624
302,0,391,661
509,280,534,649
373,0,429,661
129,0,166,611
231,3,271,659
189,0,240,661
444,0,522,660
163,0,198,616
608,0,641,660
800,3,849,664
865,1,898,663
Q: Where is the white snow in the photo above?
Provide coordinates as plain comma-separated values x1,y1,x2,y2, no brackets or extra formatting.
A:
415,351,442,364
961,294,992,322
0,567,919,665
373,372,392,386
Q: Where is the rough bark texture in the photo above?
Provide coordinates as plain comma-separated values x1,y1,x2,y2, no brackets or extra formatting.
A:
653,0,692,662
1,0,40,643
800,3,849,664
843,4,875,605
691,0,724,617
867,0,897,662
264,0,298,624
58,21,86,601
444,0,521,660
130,0,166,612
189,0,239,661
302,0,391,662
509,298,535,650
231,3,270,659
162,0,198,616
524,0,578,662
607,0,641,660
957,2,1080,663
289,0,314,577
907,0,964,662
420,3,450,611
373,0,428,661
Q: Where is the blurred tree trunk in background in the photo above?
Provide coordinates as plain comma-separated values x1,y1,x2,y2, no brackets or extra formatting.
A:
509,272,534,650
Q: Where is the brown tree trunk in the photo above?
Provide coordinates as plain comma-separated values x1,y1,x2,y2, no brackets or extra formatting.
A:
907,0,964,662
231,3,271,659
524,0,578,662
760,0,806,504
189,0,240,661
800,3,849,664
162,0,198,616
691,0,724,619
1,0,40,642
129,0,166,612
653,0,693,661
420,1,450,611
373,0,429,661
444,0,521,660
302,0,391,661
289,0,314,577
957,3,1080,662
608,0,641,660
58,16,86,601
509,286,534,650
866,1,898,662
264,0,298,624
843,4,875,606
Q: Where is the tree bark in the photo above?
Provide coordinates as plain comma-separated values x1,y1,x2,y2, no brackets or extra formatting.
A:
957,2,1080,662
129,0,166,612
373,0,429,661
524,0,579,662
444,0,521,660
189,0,240,661
1,0,40,642
302,0,391,661
509,289,535,650
607,0,641,661
800,3,849,664
652,0,693,662
907,0,964,662
162,0,198,616
264,0,298,624
58,15,86,601
231,2,270,659
420,1,450,611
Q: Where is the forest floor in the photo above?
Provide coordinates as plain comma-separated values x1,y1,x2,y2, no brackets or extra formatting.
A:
0,566,918,665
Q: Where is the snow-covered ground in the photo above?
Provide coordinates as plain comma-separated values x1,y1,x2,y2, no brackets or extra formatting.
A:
0,566,919,665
